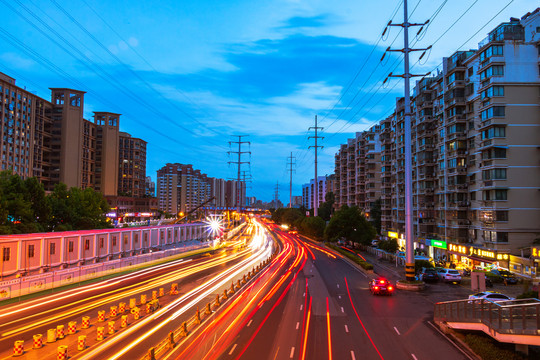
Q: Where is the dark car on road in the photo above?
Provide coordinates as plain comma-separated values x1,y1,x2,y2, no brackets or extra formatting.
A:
490,269,518,284
418,267,438,282
369,278,394,295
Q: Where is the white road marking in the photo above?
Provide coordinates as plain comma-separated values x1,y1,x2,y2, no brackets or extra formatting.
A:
394,326,400,335
337,284,340,288
345,325,349,333
247,319,252,327
296,322,299,330
351,351,356,360
412,354,418,360
341,307,344,313
338,295,341,299
229,344,237,355
290,347,295,358
303,292,305,297
300,304,303,311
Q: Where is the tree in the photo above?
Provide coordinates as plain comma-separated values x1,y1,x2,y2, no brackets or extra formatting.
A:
370,198,382,234
281,208,303,227
318,191,335,221
324,205,376,245
378,238,398,253
299,216,325,239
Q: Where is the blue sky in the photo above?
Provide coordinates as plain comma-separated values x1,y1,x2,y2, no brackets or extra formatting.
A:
0,0,534,202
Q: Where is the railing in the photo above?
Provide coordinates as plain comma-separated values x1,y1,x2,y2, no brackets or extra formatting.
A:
434,298,540,336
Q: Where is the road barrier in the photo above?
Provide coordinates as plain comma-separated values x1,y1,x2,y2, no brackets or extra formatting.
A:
141,294,147,305
119,302,126,313
96,326,104,341
47,328,57,343
121,314,128,328
98,310,105,322
130,298,137,308
159,287,164,297
13,340,24,357
68,321,77,334
110,305,118,317
108,321,115,335
152,290,158,300
132,306,140,320
56,324,65,339
33,334,43,349
78,335,86,351
170,283,178,295
57,345,68,360
81,316,90,329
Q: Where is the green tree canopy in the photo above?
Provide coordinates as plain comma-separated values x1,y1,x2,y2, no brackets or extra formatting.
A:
370,198,382,234
324,205,376,245
299,216,326,239
318,191,335,221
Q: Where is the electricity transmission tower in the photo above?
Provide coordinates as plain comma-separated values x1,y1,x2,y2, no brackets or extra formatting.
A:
309,115,323,217
228,135,251,213
287,152,296,208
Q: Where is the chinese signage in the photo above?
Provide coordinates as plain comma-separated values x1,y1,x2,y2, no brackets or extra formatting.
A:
532,247,540,259
388,231,398,239
448,243,509,261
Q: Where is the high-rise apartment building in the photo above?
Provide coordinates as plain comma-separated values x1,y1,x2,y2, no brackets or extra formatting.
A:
335,9,540,262
302,175,335,210
145,176,155,197
0,73,148,202
118,132,147,198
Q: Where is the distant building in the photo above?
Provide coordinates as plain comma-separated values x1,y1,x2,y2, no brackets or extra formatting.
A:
302,175,333,209
118,132,147,198
145,176,155,197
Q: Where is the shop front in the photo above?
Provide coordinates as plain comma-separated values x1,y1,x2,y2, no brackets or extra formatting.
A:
425,239,447,263
447,243,510,271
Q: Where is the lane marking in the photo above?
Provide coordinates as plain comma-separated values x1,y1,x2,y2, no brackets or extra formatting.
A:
351,351,356,360
247,319,252,327
228,344,237,355
303,292,305,297
345,325,349,333
326,297,333,360
412,354,417,360
337,284,340,288
272,347,280,360
427,321,475,360
300,304,303,311
394,326,400,335
341,307,344,313
296,322,299,330
338,295,341,299
290,347,295,358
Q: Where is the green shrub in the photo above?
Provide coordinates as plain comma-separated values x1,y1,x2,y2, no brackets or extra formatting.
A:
463,333,526,360
484,272,504,283
415,260,433,273
327,243,373,270
517,290,539,300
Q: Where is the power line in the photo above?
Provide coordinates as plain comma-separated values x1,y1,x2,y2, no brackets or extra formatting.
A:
228,135,251,212
286,152,296,208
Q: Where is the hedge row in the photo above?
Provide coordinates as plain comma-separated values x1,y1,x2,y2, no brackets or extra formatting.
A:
463,333,527,360
327,243,374,271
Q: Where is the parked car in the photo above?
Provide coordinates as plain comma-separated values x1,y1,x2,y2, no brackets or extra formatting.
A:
468,291,515,303
436,268,462,283
418,267,438,282
369,278,394,296
490,269,518,284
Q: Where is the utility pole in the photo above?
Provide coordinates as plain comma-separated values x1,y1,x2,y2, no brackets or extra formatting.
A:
274,181,280,208
309,115,323,217
382,0,430,281
228,135,251,214
287,152,296,208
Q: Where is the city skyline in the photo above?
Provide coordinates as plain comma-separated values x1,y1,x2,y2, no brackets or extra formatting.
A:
0,0,534,202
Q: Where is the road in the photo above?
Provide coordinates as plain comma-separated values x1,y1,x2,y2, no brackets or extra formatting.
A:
214,232,473,360
0,221,273,360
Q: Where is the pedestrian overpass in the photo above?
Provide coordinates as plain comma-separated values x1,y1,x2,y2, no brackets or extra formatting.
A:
434,298,540,354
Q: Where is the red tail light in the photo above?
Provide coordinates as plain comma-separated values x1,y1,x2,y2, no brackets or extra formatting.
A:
374,286,379,290
388,286,393,291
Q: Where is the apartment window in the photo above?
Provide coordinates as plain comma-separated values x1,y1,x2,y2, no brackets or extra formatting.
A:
134,233,139,243
481,85,504,99
480,106,505,120
26,244,34,258
84,239,90,250
112,236,117,247
2,247,10,261
479,45,504,62
496,211,508,222
482,168,507,180
482,126,505,139
50,243,56,255
68,241,74,253
480,65,504,80
494,189,507,200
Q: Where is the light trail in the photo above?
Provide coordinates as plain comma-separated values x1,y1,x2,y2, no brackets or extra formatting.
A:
326,297,333,360
300,297,312,360
79,237,273,360
344,277,385,360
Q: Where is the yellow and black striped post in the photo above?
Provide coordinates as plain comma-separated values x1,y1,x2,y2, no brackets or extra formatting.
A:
405,262,415,281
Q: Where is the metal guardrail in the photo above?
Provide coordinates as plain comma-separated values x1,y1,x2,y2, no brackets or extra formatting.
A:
434,298,540,335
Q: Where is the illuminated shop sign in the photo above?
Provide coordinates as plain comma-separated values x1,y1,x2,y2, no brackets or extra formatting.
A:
430,240,447,249
532,247,540,259
388,231,398,239
448,244,509,261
